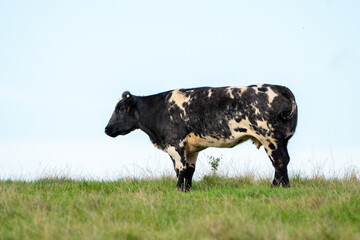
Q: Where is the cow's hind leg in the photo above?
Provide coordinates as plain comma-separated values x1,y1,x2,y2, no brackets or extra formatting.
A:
177,170,186,191
265,139,290,188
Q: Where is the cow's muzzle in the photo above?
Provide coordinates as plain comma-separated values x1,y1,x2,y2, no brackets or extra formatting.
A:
105,126,115,137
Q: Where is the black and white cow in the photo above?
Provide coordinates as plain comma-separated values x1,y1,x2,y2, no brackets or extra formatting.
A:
105,84,298,191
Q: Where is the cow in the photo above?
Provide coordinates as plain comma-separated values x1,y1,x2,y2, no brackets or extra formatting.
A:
105,84,298,191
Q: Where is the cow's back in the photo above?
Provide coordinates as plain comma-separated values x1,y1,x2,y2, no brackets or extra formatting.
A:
166,84,297,152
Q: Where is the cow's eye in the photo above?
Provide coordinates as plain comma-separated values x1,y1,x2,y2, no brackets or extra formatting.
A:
116,106,126,113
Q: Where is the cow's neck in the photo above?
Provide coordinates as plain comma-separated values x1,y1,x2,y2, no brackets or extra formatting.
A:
136,94,169,149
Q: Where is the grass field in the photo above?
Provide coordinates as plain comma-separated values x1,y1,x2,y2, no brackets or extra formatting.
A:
1,174,359,240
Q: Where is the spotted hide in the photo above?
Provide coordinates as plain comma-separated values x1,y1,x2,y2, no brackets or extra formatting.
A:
105,84,298,191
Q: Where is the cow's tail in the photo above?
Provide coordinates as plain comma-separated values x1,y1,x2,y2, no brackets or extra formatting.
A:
278,86,297,121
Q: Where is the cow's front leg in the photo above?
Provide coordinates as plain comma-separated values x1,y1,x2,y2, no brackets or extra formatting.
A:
184,152,198,191
166,145,187,191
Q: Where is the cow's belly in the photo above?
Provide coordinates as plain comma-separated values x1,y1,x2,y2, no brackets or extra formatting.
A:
185,132,251,153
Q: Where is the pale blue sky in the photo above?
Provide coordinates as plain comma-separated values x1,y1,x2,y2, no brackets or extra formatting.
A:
1,1,359,180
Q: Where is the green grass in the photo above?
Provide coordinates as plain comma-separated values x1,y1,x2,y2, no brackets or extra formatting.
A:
1,175,360,240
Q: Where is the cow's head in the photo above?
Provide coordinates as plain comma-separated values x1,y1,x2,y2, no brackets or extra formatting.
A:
105,91,139,137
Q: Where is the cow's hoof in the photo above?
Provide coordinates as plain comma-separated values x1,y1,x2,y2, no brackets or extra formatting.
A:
176,184,185,191
271,182,290,188
271,180,281,188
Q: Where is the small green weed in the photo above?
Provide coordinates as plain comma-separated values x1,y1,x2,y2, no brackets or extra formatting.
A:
207,155,222,175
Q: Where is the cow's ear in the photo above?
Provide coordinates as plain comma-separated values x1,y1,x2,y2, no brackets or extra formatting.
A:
122,91,137,106
122,91,132,99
